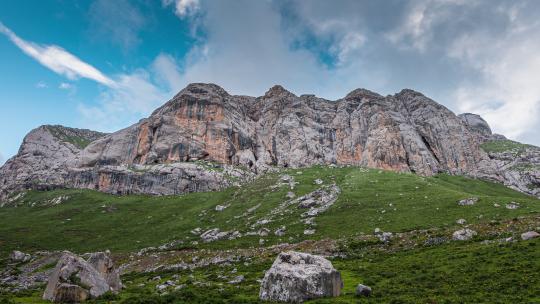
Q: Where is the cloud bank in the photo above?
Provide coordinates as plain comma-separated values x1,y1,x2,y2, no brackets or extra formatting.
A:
2,1,540,147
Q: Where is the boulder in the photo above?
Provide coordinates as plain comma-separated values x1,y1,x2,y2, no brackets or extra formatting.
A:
43,251,121,302
458,198,478,206
10,250,31,263
259,251,343,302
452,228,477,241
355,284,372,297
505,202,520,210
86,252,122,291
521,231,540,240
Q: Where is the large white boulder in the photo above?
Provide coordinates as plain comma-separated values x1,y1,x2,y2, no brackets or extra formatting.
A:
259,251,343,302
43,251,121,303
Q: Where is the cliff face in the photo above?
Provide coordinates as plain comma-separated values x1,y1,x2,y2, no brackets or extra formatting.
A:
77,84,491,175
1,83,538,200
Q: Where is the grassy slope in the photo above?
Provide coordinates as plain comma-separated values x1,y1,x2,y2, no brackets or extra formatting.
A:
0,166,539,256
480,139,537,154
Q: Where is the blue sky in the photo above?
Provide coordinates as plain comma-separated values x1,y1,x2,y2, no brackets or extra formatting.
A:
1,0,540,164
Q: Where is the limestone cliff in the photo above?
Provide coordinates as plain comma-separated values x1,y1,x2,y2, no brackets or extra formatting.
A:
1,83,538,200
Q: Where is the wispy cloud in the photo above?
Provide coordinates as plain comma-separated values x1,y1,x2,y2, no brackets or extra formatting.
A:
58,82,72,90
0,22,116,87
35,81,48,89
77,56,181,132
162,0,200,17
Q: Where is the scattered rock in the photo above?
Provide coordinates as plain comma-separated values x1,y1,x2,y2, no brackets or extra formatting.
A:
215,204,228,212
190,227,202,236
258,228,270,237
286,192,296,199
259,251,343,302
424,237,447,246
458,198,478,206
355,284,372,297
456,219,467,225
10,250,31,263
452,228,477,241
505,202,520,210
200,228,240,243
229,275,244,284
274,226,286,236
493,203,500,208
314,179,324,185
521,231,540,240
377,232,393,243
304,229,316,235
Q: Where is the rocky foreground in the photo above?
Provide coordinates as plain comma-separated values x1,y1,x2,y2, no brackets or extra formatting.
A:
1,83,538,201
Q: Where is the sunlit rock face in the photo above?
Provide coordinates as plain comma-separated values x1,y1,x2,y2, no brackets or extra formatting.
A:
1,82,538,199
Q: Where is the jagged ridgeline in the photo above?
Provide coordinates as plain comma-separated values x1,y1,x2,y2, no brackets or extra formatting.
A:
0,83,539,201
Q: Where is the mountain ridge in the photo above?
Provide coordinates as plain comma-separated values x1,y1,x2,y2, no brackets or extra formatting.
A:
0,83,539,200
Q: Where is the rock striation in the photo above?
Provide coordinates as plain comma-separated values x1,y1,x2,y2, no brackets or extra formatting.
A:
0,83,538,199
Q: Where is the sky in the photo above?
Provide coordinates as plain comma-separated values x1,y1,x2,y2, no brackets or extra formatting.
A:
1,0,539,164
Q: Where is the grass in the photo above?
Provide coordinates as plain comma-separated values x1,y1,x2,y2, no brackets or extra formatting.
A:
45,125,99,149
1,166,539,303
5,239,538,303
1,166,539,257
480,139,537,155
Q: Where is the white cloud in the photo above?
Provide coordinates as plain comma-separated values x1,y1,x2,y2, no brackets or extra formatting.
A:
77,56,181,132
152,53,184,93
36,81,48,89
162,0,199,17
59,82,72,90
0,22,116,87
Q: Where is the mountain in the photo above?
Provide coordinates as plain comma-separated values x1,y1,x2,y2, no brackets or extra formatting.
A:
0,83,538,201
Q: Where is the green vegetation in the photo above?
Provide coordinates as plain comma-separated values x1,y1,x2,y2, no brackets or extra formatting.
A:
480,139,537,155
45,125,97,149
1,167,539,256
1,166,539,303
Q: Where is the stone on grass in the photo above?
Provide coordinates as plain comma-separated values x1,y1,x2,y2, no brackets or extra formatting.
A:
377,232,393,243
355,284,372,297
43,251,121,303
521,231,540,240
259,251,343,302
458,198,478,206
304,229,316,235
10,250,31,263
505,202,520,210
456,219,467,225
452,228,477,241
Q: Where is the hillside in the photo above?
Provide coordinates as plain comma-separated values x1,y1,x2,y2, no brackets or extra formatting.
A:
1,166,539,303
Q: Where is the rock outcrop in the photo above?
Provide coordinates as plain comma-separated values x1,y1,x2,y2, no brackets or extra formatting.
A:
0,83,538,199
43,251,121,303
259,251,343,302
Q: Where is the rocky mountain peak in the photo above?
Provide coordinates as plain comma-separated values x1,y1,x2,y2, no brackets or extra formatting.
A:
263,85,296,99
344,88,382,101
174,83,230,99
